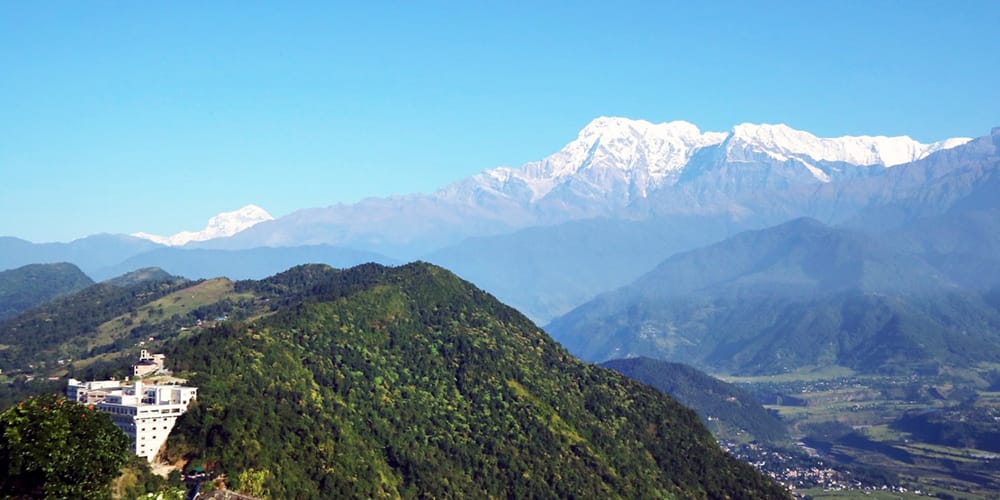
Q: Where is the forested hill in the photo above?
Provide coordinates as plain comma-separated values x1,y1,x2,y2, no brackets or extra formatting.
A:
164,262,788,499
602,357,787,443
0,263,94,321
0,268,191,371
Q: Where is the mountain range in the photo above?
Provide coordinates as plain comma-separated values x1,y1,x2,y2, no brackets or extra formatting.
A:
6,118,990,323
191,117,973,256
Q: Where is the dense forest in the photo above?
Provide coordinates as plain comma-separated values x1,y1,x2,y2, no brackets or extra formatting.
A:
164,263,788,498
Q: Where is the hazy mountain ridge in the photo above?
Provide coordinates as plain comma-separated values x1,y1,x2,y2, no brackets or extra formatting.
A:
546,217,1000,375
424,215,763,322
93,245,398,282
0,235,162,276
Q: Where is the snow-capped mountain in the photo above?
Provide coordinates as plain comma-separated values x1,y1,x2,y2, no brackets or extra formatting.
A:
724,123,969,168
720,123,971,183
133,205,273,246
441,117,970,202
440,117,729,205
196,118,975,256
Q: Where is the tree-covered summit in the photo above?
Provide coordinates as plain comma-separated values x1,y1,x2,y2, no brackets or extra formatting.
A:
166,261,788,499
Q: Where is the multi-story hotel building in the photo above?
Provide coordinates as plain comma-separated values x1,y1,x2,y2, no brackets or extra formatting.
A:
66,378,197,461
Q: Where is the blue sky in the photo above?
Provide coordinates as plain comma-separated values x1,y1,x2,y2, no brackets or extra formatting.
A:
2,1,998,242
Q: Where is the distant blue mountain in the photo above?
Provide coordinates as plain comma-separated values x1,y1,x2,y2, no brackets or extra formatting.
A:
92,245,399,281
424,214,769,322
0,234,161,276
546,216,1000,375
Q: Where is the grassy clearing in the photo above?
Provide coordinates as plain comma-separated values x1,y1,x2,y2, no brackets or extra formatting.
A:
899,442,997,463
765,405,811,418
83,279,246,353
863,425,906,442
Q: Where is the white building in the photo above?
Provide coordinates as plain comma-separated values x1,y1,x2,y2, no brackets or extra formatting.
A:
66,378,122,404
67,379,198,461
132,349,166,377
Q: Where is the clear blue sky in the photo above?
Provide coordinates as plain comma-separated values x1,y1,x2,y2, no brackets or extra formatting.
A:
2,1,998,242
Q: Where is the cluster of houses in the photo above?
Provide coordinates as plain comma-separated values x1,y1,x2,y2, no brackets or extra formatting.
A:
66,350,197,462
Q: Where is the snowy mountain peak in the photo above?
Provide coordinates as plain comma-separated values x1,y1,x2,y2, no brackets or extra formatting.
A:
132,205,274,246
534,117,727,190
441,117,730,204
439,117,972,206
577,116,709,142
725,122,971,168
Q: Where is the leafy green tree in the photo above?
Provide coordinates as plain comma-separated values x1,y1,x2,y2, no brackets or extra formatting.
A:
0,394,131,498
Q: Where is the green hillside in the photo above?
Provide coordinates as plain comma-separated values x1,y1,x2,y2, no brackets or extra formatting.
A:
602,357,788,443
163,263,788,499
0,263,94,321
0,268,192,372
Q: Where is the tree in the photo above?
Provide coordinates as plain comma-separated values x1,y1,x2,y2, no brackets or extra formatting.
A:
0,394,131,498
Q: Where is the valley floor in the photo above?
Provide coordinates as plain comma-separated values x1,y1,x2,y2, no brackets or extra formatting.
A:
726,368,1000,499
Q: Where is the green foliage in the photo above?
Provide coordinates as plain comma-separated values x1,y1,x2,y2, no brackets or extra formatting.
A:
603,357,788,443
114,456,186,499
0,394,131,498
236,468,272,498
165,262,788,499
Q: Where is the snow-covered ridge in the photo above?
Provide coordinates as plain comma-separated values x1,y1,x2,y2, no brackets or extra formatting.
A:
441,117,729,202
442,117,972,198
133,205,273,246
726,123,972,167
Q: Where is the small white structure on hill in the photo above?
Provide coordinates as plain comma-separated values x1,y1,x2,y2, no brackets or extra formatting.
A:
133,349,166,377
